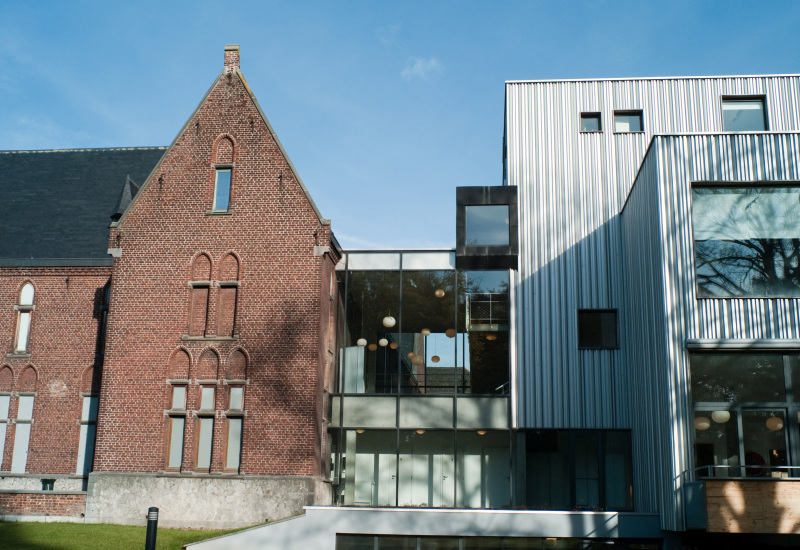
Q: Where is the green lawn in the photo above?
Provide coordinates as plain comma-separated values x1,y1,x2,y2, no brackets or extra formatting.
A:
0,522,243,550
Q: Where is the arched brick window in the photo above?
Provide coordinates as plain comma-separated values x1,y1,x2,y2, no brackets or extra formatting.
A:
212,137,234,212
224,349,247,472
12,366,37,473
14,283,35,354
196,350,219,471
189,255,212,337
0,366,12,466
217,254,240,337
216,137,234,164
166,349,191,471
168,349,191,380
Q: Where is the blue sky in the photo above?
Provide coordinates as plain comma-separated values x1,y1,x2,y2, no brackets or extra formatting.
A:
2,1,799,249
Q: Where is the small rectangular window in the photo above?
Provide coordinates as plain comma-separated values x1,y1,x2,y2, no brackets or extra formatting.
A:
200,387,215,410
580,112,602,132
613,110,643,133
213,168,232,211
171,386,187,410
722,97,767,131
578,309,618,349
229,387,243,410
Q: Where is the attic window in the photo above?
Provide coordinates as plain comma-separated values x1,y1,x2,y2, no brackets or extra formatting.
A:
213,168,232,212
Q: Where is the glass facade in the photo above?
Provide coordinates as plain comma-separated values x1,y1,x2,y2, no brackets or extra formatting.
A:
691,353,800,477
332,253,634,512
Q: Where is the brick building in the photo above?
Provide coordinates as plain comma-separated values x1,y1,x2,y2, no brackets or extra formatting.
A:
1,45,339,527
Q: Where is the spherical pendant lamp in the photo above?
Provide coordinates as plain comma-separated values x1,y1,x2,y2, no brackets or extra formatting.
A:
694,416,711,431
382,316,396,328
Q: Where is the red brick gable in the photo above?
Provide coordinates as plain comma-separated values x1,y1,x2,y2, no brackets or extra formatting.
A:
95,54,338,477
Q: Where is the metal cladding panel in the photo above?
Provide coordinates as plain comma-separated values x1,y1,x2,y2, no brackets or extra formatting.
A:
506,76,800,432
620,133,800,530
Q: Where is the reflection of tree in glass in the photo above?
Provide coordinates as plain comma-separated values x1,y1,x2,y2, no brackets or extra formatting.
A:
696,238,800,297
690,354,784,403
693,187,800,297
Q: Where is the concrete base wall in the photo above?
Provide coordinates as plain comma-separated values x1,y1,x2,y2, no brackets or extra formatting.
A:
85,473,331,528
187,506,664,550
0,474,84,491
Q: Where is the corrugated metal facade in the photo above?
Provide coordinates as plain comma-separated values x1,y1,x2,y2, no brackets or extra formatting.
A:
622,133,800,529
505,76,800,529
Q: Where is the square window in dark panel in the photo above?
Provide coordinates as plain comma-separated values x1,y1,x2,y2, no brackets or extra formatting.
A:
580,112,602,132
465,205,510,246
578,310,618,349
613,110,643,133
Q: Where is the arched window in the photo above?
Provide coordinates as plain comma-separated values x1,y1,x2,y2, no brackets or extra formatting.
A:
224,350,247,472
212,137,234,212
14,283,34,353
166,349,191,470
217,254,240,337
188,255,212,337
196,350,219,471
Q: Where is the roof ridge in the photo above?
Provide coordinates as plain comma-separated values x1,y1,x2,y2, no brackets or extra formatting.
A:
0,146,168,154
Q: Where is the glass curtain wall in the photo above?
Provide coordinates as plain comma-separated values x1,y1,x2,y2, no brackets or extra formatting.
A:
691,353,800,477
332,252,512,508
336,253,510,395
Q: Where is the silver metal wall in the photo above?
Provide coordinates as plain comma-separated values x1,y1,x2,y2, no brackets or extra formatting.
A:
505,76,800,527
621,133,800,529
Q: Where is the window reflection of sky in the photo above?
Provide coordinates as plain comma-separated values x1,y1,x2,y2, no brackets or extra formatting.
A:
465,205,509,246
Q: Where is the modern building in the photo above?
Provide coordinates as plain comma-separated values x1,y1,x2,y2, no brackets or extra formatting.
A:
1,46,800,549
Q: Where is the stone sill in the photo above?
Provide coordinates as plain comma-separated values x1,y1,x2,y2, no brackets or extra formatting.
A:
0,489,87,495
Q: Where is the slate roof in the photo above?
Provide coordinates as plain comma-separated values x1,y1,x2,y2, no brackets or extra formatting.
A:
0,147,165,266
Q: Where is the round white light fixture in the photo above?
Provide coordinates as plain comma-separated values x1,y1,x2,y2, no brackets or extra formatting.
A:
412,356,424,366
382,316,396,328
766,417,784,431
431,355,440,363
434,289,445,298
445,328,456,338
711,411,731,423
421,328,431,336
368,343,378,351
379,338,388,347
695,416,711,431
389,342,398,350
356,338,367,347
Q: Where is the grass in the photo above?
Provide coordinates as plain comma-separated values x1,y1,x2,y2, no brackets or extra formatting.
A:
0,521,244,550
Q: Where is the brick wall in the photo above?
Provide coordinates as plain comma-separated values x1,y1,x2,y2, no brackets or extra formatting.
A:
95,53,338,479
0,492,86,517
0,267,109,474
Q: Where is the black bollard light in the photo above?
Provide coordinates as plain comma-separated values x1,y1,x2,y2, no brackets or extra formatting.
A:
145,507,159,550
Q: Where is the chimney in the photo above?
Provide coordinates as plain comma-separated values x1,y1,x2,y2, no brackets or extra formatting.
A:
224,44,240,73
